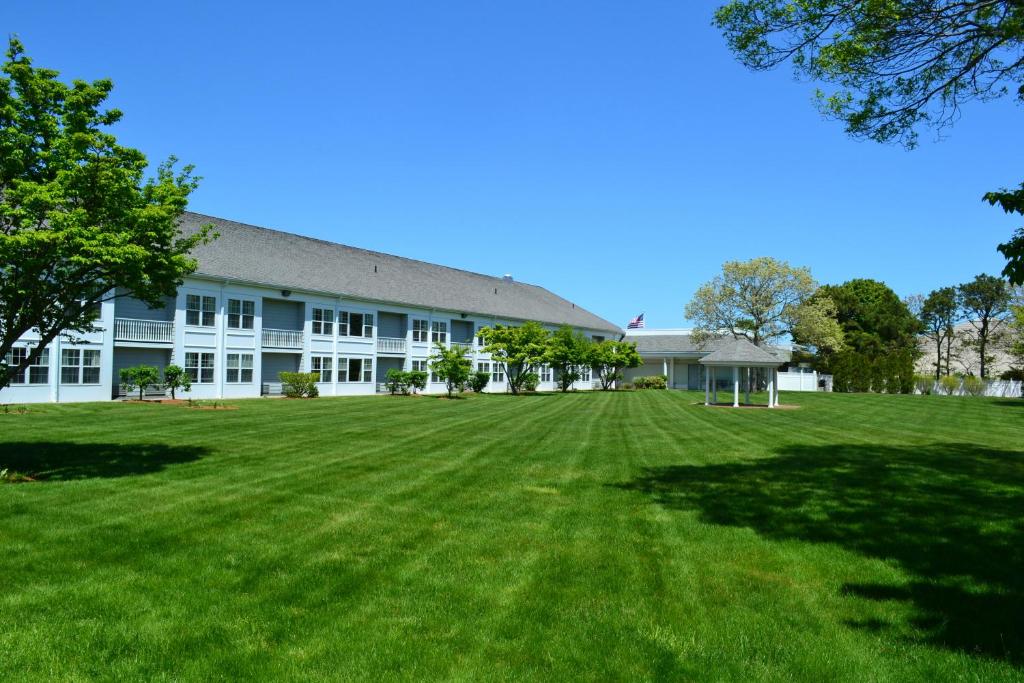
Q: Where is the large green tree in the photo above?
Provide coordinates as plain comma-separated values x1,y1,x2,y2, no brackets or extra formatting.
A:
714,1,1024,283
0,38,211,391
477,322,550,395
919,286,960,379
817,279,921,392
685,256,844,350
958,273,1012,377
428,343,472,398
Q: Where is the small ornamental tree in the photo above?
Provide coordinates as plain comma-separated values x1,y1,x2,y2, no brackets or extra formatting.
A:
163,364,190,399
428,343,472,398
590,340,643,391
118,368,138,400
544,325,590,393
477,322,550,395
385,368,410,395
407,370,428,394
120,365,160,400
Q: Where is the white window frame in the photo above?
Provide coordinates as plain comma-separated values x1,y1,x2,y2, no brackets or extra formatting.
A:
540,365,552,382
336,356,371,382
491,362,504,383
431,320,447,344
186,294,216,327
412,360,427,372
412,319,428,343
185,352,215,384
310,355,333,383
226,353,254,383
579,365,591,383
227,299,255,330
312,308,335,336
339,311,374,338
60,348,101,385
4,347,49,385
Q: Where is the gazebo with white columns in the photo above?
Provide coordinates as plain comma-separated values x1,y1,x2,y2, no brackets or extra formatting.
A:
699,337,784,408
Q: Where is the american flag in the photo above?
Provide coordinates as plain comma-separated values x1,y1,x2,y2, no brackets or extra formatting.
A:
627,312,645,329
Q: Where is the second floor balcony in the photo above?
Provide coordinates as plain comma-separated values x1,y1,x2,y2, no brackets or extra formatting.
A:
451,341,473,353
377,336,407,355
262,328,304,350
114,318,174,344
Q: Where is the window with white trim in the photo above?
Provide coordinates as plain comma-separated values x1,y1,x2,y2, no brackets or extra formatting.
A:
339,311,373,337
312,308,334,336
310,355,333,383
60,349,100,384
431,321,447,344
412,319,428,343
579,365,591,382
491,362,504,383
185,352,215,383
226,353,254,383
540,365,552,382
4,347,49,384
227,299,255,329
337,357,373,382
186,294,216,327
412,360,427,372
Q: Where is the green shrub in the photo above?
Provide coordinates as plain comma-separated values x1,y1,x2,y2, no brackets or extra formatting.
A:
280,372,319,398
913,375,934,395
634,375,667,389
385,369,410,395
522,372,540,392
469,370,490,393
939,375,960,396
962,376,985,396
407,371,428,393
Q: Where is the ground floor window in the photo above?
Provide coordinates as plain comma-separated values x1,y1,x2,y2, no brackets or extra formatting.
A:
491,363,504,383
226,353,254,383
477,361,489,375
337,357,373,382
579,365,591,383
310,355,333,383
4,347,49,385
540,365,552,382
60,348,100,384
412,360,427,373
185,352,215,383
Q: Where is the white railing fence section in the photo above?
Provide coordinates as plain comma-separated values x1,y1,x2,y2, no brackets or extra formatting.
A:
114,318,174,343
920,378,1023,398
261,328,303,349
377,337,407,354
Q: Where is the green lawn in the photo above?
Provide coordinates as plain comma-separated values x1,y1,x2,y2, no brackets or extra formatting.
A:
1,391,1022,681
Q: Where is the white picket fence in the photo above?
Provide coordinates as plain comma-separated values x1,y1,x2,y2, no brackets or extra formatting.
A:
777,370,830,392
919,378,1022,398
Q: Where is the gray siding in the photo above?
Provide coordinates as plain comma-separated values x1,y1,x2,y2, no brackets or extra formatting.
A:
262,299,303,330
376,357,403,383
261,352,301,382
377,312,407,338
114,293,175,321
451,320,473,343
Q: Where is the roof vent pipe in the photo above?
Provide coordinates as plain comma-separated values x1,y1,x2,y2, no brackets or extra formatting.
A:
502,274,513,282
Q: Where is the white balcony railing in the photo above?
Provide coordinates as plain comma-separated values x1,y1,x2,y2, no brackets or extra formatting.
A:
262,328,303,349
377,336,407,354
114,318,174,343
451,341,473,353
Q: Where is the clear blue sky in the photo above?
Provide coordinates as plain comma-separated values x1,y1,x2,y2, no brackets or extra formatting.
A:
4,1,1021,328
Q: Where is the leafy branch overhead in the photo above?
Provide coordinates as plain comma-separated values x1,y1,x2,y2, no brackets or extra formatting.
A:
714,1,1024,283
0,37,214,390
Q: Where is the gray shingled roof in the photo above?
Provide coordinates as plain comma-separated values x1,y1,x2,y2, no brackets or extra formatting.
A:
625,332,791,362
698,337,783,366
179,212,620,333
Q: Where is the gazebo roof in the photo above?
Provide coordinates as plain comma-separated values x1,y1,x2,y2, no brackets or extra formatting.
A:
698,337,783,367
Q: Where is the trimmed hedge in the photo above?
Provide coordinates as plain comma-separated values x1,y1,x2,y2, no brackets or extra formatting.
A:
633,375,667,389
280,372,319,398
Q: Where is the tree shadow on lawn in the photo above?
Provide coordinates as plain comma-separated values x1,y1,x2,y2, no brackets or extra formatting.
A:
616,442,1024,664
0,441,210,481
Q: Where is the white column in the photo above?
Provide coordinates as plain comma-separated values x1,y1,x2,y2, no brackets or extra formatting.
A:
704,365,710,405
774,368,781,407
744,367,750,404
662,357,668,380
732,366,740,407
768,369,775,408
